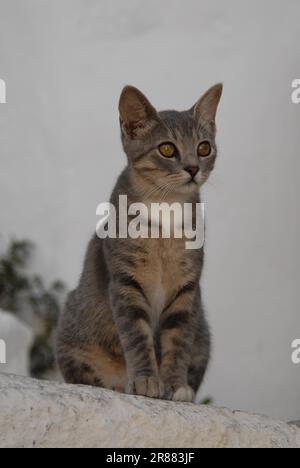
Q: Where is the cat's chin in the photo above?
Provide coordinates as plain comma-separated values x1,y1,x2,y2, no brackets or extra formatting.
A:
179,181,200,194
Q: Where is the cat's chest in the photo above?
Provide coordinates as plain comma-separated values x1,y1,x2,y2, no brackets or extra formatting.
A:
141,238,196,324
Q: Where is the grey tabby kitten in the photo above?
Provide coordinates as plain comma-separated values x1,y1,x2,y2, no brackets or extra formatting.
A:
56,84,223,402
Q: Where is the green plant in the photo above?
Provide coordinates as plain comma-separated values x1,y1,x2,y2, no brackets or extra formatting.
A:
0,240,32,312
200,397,213,405
0,238,66,378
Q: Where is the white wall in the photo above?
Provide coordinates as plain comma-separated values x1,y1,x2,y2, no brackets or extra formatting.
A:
0,0,299,421
0,310,33,376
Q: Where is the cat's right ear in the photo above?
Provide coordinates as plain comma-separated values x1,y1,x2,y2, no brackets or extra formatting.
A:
119,86,158,140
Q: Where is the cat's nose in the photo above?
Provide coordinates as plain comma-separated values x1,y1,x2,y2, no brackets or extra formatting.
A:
185,166,199,179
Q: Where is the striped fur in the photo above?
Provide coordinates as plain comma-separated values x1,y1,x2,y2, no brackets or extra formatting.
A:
56,84,222,402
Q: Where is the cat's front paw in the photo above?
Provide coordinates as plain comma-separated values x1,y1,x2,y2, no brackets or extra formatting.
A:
170,385,195,402
126,375,165,399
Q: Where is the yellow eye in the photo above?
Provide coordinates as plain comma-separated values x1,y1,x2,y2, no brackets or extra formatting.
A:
198,141,212,158
159,143,176,158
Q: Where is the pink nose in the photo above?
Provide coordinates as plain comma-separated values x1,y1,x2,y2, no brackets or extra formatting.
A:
185,166,199,179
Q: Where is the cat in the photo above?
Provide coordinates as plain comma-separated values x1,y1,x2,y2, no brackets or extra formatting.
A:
56,83,223,402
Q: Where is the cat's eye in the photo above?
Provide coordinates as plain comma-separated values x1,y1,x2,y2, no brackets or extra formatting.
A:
198,141,212,158
159,143,176,158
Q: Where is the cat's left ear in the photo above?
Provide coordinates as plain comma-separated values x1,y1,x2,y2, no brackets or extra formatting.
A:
192,83,223,129
119,86,159,140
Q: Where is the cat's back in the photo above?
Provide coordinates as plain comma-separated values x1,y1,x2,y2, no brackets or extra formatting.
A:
59,235,110,328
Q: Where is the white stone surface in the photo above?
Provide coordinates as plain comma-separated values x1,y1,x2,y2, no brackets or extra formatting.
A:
0,310,33,376
0,373,299,449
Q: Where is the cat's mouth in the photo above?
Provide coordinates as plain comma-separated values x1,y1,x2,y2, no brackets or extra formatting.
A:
186,178,198,186
180,173,198,186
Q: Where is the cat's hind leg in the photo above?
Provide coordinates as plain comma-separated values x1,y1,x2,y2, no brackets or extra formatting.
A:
57,345,127,392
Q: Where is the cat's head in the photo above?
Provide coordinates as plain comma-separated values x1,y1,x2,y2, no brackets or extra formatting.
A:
119,84,223,198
